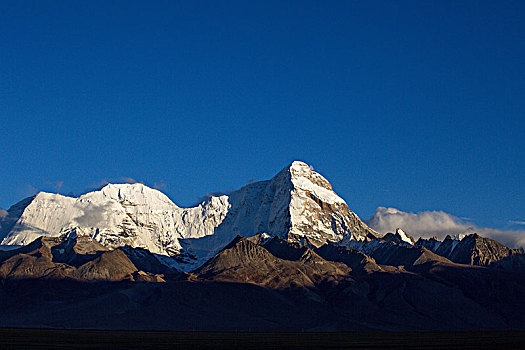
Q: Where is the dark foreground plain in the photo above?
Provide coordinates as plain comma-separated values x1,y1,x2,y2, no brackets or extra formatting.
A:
0,328,524,349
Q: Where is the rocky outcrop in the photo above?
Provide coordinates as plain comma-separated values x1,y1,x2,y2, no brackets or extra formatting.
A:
71,249,137,281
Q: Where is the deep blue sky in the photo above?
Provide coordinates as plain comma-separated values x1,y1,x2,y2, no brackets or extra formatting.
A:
0,1,523,229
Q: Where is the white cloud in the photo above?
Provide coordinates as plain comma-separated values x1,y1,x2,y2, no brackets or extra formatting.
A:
73,202,113,227
367,207,525,249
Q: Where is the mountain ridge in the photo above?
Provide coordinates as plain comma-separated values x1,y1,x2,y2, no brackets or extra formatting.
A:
1,162,524,331
0,161,378,270
1,231,524,331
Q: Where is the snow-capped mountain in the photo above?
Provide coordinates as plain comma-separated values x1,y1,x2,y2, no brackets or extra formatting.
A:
0,161,377,270
0,183,228,258
1,162,524,333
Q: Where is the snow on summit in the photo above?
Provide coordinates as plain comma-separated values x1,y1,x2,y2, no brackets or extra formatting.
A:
0,162,378,270
289,161,345,205
0,183,228,256
82,183,178,209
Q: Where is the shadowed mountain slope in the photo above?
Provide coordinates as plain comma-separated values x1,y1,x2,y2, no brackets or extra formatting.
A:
195,236,351,291
0,234,166,282
1,234,525,331
368,243,453,268
448,233,522,266
414,233,524,269
315,243,382,273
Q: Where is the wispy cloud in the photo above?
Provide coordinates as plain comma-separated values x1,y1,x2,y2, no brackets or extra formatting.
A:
45,180,64,193
21,184,39,198
509,220,525,226
367,207,525,249
153,182,167,191
120,177,141,184
73,202,113,227
82,177,144,194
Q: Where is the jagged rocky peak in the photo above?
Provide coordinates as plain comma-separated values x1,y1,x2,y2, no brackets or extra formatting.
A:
395,228,415,244
288,161,341,198
186,161,378,261
435,235,461,258
447,233,519,266
283,161,378,246
415,236,441,252
412,233,524,267
194,234,352,291
381,228,415,245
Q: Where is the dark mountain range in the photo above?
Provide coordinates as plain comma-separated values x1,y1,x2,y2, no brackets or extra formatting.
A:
0,162,524,331
1,232,524,331
416,233,524,269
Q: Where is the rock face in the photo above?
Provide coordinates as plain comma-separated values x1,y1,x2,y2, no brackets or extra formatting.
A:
0,161,377,270
446,233,520,266
284,162,376,245
315,243,381,273
194,235,351,291
435,235,462,258
414,236,441,251
412,233,523,267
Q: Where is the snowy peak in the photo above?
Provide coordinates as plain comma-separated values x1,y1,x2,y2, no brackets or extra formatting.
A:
395,228,415,245
282,161,377,246
288,161,345,205
380,228,415,245
81,183,178,209
0,184,190,255
0,162,378,270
